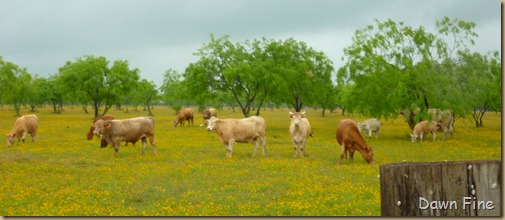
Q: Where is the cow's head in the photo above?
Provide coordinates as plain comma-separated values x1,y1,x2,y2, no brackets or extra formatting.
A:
172,120,178,127
362,146,375,164
289,111,306,127
206,116,218,131
6,134,15,147
410,134,419,143
93,119,108,137
87,123,97,140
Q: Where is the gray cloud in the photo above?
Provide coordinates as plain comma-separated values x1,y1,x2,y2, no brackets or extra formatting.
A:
0,0,500,86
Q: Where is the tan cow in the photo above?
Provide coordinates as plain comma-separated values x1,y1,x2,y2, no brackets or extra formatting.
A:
173,108,194,127
410,120,439,143
336,119,375,164
93,117,157,156
206,116,266,158
202,108,218,125
289,111,311,157
6,115,39,147
401,108,454,139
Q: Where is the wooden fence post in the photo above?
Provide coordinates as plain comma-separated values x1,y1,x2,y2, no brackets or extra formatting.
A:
380,160,501,216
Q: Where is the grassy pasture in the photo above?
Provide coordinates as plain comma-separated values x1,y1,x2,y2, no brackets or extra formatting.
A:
0,106,501,216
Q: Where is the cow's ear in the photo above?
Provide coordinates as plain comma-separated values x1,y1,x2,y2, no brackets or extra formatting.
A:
105,122,112,128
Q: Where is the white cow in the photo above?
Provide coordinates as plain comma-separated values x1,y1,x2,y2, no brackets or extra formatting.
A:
6,115,39,147
411,120,439,143
289,111,311,157
357,118,381,139
206,116,266,158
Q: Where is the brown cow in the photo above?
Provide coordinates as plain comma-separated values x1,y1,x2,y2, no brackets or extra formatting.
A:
206,116,266,158
173,108,194,127
336,119,375,164
410,120,439,143
93,117,157,156
289,111,311,157
6,115,39,147
202,108,218,125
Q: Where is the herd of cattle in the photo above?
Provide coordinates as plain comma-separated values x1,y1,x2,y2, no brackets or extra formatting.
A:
5,108,454,164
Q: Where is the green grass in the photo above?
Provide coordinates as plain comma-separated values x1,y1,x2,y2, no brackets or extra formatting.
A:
0,106,501,216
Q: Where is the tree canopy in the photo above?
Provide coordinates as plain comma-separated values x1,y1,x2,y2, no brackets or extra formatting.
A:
336,17,498,127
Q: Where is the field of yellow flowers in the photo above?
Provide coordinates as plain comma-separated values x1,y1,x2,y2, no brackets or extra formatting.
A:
0,106,501,216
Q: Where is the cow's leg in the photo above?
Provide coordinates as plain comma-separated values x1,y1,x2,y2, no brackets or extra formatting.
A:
375,130,379,139
113,143,120,156
339,143,346,164
292,139,298,157
31,130,38,142
21,131,28,143
253,138,260,157
226,141,234,158
432,131,436,141
261,136,266,156
368,130,372,139
100,139,108,148
441,126,448,140
141,137,147,155
420,133,424,142
300,139,306,157
149,135,157,155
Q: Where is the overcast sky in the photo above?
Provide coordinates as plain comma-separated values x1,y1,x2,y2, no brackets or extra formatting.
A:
0,0,501,86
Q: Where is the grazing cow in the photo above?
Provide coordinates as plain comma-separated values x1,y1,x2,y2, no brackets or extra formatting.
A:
336,119,375,164
357,118,381,139
6,115,39,147
93,117,157,156
206,116,266,158
173,108,194,127
289,111,311,157
202,108,218,125
401,108,454,139
410,120,439,143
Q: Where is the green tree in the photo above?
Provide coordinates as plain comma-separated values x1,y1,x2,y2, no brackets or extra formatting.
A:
0,56,32,116
337,17,478,120
110,60,140,113
132,79,159,116
26,75,48,112
161,69,190,114
43,75,65,113
184,34,267,117
456,51,501,127
58,55,139,118
264,38,334,112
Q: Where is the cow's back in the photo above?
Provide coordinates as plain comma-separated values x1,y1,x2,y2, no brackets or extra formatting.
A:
336,119,361,145
429,109,453,128
16,115,39,132
217,116,265,142
107,117,155,141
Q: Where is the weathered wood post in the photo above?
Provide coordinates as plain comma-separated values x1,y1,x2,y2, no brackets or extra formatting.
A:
380,160,501,216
